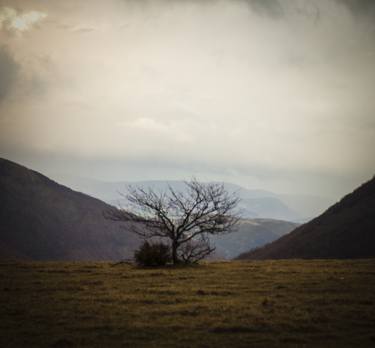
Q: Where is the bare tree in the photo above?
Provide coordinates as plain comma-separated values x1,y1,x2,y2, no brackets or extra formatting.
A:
178,233,215,264
106,179,240,264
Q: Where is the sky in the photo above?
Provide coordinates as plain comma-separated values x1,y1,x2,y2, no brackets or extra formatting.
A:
0,0,374,198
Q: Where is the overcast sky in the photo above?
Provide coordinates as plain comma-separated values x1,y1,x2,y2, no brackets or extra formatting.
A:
0,0,374,197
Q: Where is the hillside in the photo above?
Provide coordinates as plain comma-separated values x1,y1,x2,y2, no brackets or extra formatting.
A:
211,219,298,259
0,158,299,261
238,176,375,260
0,158,139,260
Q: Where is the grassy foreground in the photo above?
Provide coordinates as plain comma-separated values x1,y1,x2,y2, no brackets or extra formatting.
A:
1,260,375,347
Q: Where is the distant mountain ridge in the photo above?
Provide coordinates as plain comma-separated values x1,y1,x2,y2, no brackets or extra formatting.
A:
238,176,375,260
52,176,334,222
0,158,298,260
211,218,299,259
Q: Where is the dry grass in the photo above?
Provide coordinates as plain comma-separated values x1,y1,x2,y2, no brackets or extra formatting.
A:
1,259,375,347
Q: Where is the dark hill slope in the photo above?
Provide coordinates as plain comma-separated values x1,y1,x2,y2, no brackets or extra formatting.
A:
238,176,375,259
0,158,139,260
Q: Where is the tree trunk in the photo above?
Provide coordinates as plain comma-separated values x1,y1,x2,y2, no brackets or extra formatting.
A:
172,241,178,265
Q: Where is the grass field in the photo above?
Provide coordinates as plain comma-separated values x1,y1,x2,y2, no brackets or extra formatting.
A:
1,260,375,347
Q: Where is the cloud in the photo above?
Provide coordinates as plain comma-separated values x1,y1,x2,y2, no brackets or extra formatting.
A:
336,0,375,18
0,0,374,197
0,6,47,34
0,46,19,102
72,26,95,33
242,0,375,24
242,0,284,18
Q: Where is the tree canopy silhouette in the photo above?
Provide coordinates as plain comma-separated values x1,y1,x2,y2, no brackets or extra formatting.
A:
106,179,240,264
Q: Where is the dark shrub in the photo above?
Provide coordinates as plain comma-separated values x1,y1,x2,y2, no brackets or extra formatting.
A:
134,241,171,267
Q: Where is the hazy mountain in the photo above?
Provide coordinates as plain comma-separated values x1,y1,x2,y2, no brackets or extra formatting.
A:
52,176,333,222
0,158,140,260
0,158,300,261
279,194,336,222
211,219,299,259
237,176,375,260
